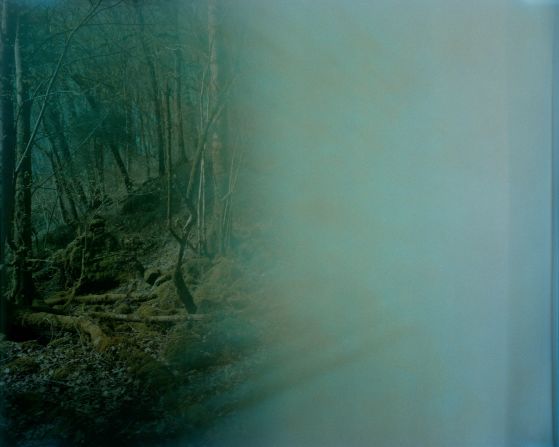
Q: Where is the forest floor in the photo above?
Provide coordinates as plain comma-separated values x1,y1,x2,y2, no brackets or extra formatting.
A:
0,180,272,446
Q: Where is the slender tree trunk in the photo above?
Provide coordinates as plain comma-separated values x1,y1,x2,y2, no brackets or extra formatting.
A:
166,87,173,228
133,0,165,177
52,146,79,222
173,239,197,314
0,0,16,331
137,96,151,179
45,106,88,210
165,84,172,170
108,144,132,192
207,0,229,255
123,62,133,174
173,2,186,162
42,146,72,226
92,139,105,208
43,119,79,222
12,12,36,306
174,50,186,161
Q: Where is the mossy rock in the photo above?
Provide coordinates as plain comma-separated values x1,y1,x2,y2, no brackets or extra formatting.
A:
52,365,72,381
154,282,182,311
52,217,142,293
180,341,222,371
163,331,225,372
163,332,199,365
5,356,40,376
119,347,174,389
194,257,244,303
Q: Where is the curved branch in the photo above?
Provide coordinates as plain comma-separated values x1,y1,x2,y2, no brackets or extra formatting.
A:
13,0,103,177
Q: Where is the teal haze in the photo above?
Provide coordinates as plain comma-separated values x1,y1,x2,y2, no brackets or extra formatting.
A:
207,1,555,446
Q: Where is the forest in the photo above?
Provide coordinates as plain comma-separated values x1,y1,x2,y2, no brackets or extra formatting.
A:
2,1,553,446
0,0,266,445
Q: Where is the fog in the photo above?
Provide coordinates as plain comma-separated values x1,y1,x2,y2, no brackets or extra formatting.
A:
203,1,554,446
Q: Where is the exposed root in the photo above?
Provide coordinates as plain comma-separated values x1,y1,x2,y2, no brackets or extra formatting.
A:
15,311,111,350
88,311,208,323
45,292,155,306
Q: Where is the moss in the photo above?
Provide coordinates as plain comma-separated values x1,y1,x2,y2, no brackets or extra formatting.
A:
154,282,182,312
114,303,132,314
194,257,243,304
163,332,198,364
134,359,174,389
153,273,171,287
144,268,161,285
51,218,140,293
118,346,174,389
52,365,72,381
6,356,40,376
162,329,227,372
136,302,160,317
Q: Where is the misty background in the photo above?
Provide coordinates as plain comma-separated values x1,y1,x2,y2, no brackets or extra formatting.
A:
209,1,555,446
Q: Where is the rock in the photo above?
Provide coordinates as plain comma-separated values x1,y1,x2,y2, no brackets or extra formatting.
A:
153,273,171,287
153,281,182,311
52,220,134,294
144,268,161,286
5,356,39,376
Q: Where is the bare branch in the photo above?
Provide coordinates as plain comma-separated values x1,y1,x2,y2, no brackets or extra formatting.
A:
14,0,104,177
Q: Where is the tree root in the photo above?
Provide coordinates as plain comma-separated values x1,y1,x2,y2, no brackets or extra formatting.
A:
88,311,207,323
45,292,155,306
15,311,110,350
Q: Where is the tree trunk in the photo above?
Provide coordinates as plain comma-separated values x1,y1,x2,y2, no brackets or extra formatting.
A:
174,238,197,314
45,150,72,226
133,0,165,177
108,143,133,192
174,50,186,161
91,139,105,208
208,0,229,255
44,124,79,222
173,1,187,162
45,105,88,210
0,0,17,332
12,12,36,306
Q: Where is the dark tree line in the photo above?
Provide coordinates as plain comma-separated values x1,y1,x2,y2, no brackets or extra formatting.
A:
0,0,241,330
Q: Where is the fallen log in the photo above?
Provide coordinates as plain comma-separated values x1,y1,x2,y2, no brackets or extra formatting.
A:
88,311,208,323
45,292,155,306
15,311,110,350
